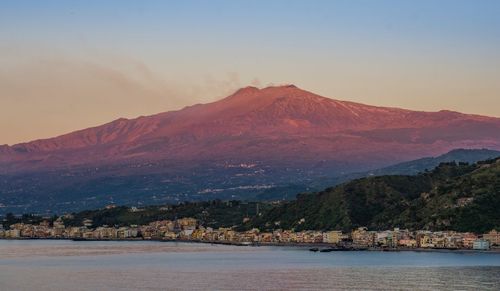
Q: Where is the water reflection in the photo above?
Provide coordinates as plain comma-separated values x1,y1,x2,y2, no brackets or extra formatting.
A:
0,240,499,290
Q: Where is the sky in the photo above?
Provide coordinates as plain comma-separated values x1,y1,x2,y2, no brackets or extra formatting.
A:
1,0,499,145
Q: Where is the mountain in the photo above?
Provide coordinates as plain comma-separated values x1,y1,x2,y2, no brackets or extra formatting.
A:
248,158,500,233
2,85,500,172
1,85,499,214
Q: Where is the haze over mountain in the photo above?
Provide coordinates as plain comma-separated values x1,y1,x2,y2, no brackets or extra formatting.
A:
0,85,499,214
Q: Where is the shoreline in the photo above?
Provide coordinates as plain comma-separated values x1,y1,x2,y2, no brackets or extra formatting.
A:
1,237,498,254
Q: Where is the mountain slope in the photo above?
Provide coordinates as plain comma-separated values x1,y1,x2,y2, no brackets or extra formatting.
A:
2,85,499,172
248,158,500,233
1,85,499,214
366,148,500,176
302,149,500,194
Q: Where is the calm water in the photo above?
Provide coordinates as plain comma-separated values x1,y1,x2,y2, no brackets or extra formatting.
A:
0,240,499,290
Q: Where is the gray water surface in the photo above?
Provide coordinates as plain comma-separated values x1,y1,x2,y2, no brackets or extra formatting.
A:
0,240,499,290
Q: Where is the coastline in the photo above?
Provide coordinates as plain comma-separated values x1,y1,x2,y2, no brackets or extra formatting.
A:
1,237,498,254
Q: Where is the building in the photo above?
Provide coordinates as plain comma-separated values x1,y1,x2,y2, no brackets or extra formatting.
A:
462,233,478,249
398,238,417,248
473,239,490,250
129,207,145,213
53,217,65,229
376,231,393,247
83,219,93,228
418,233,433,248
5,229,20,238
176,218,197,230
483,230,500,246
323,231,343,244
352,227,375,247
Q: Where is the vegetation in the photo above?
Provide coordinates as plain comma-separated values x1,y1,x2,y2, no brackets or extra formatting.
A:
65,200,270,228
305,148,500,192
0,213,50,227
247,158,500,233
1,200,270,229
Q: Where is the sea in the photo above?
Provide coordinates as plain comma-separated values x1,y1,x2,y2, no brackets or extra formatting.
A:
0,240,499,290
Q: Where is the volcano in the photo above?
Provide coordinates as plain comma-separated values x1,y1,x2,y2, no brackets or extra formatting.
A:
3,84,499,171
1,85,499,213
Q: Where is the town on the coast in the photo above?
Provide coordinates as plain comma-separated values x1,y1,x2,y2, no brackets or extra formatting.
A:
1,214,498,252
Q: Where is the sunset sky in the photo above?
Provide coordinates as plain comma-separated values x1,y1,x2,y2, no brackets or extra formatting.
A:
1,0,499,145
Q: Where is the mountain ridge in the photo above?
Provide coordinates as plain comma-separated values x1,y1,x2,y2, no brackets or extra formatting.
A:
5,85,499,148
2,85,499,173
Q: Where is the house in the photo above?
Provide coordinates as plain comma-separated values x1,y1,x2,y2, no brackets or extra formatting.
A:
323,231,343,244
352,227,375,247
418,234,433,248
462,233,478,249
473,239,490,250
483,230,500,246
398,238,417,248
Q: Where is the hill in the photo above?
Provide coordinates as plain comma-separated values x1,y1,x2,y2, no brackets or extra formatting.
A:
300,149,500,197
1,200,271,230
248,158,500,233
257,148,500,200
365,148,500,176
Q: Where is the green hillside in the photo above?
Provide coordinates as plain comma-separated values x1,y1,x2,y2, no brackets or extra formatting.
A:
248,158,500,233
1,200,270,230
302,148,500,194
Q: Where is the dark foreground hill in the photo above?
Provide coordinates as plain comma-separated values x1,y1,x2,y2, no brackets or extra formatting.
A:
248,158,500,233
258,148,500,200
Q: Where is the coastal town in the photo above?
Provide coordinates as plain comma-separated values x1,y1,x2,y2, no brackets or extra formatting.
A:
1,215,498,252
